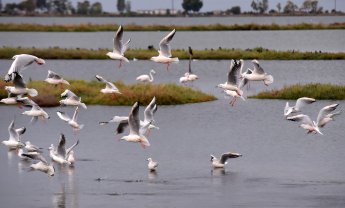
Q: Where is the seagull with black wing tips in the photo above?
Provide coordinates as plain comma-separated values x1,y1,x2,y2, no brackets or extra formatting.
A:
27,153,55,177
45,70,70,87
241,59,274,86
284,97,316,117
287,103,340,135
151,29,179,71
60,89,87,109
17,97,50,123
95,74,122,94
4,54,45,82
49,134,79,166
57,106,84,132
119,102,150,148
106,25,131,68
210,152,242,168
5,72,38,97
1,119,26,149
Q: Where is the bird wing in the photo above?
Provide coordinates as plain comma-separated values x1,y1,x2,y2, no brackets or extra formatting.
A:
158,29,176,57
57,111,71,122
16,127,26,135
12,72,26,88
227,60,242,86
144,97,156,123
128,102,140,135
287,114,313,126
220,152,242,164
66,140,79,158
47,70,62,79
57,134,66,157
317,104,339,125
7,54,37,75
295,97,316,110
16,97,37,107
113,25,124,54
116,120,129,134
8,120,20,142
61,89,78,99
71,106,80,121
252,60,265,74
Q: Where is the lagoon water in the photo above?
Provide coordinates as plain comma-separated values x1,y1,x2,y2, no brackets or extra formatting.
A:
1,30,345,52
1,16,344,25
0,59,345,207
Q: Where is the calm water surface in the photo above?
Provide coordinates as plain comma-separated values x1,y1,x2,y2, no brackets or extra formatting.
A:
1,30,345,52
0,60,345,207
0,16,344,25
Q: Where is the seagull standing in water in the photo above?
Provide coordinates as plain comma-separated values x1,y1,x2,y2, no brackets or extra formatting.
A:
106,25,131,68
95,75,122,94
287,103,340,135
147,158,158,172
1,120,26,149
49,134,79,166
210,152,242,168
284,97,316,117
4,54,45,82
119,102,150,148
241,59,273,86
150,29,179,71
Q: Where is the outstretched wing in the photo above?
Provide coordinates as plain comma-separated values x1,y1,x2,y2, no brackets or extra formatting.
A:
220,152,242,164
57,111,71,122
287,114,313,126
158,29,176,57
128,102,140,135
144,97,156,123
57,134,66,157
252,59,265,74
295,97,316,110
317,104,339,125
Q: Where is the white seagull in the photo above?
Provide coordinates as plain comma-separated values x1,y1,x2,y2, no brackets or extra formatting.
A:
287,103,340,135
25,141,43,152
5,72,38,97
241,59,273,86
119,102,151,148
57,106,84,131
106,25,131,68
150,29,179,70
1,120,26,149
147,158,158,172
210,152,242,168
49,134,79,166
60,89,87,109
136,69,156,83
28,154,55,176
17,97,50,122
100,97,159,135
4,54,45,82
95,75,122,94
45,70,70,87
284,97,316,117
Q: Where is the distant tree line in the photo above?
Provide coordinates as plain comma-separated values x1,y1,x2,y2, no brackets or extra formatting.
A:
0,0,340,16
2,0,103,15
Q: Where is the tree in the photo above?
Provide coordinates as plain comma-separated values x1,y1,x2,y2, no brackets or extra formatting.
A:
276,2,281,13
283,0,298,14
125,0,131,14
182,0,203,13
251,0,258,13
77,0,90,15
90,2,102,15
117,0,125,13
36,0,47,9
228,6,241,15
19,0,36,13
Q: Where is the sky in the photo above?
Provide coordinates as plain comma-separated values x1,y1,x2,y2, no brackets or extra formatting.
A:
2,0,345,13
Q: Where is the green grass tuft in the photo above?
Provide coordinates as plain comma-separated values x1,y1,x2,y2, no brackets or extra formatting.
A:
0,80,216,107
250,83,345,100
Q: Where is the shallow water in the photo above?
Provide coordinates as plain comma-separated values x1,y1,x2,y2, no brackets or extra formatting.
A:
0,16,344,25
0,59,345,207
1,30,345,52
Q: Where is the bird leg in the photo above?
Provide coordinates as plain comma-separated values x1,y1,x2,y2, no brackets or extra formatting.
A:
140,143,146,149
231,98,237,107
118,60,123,68
166,63,170,71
